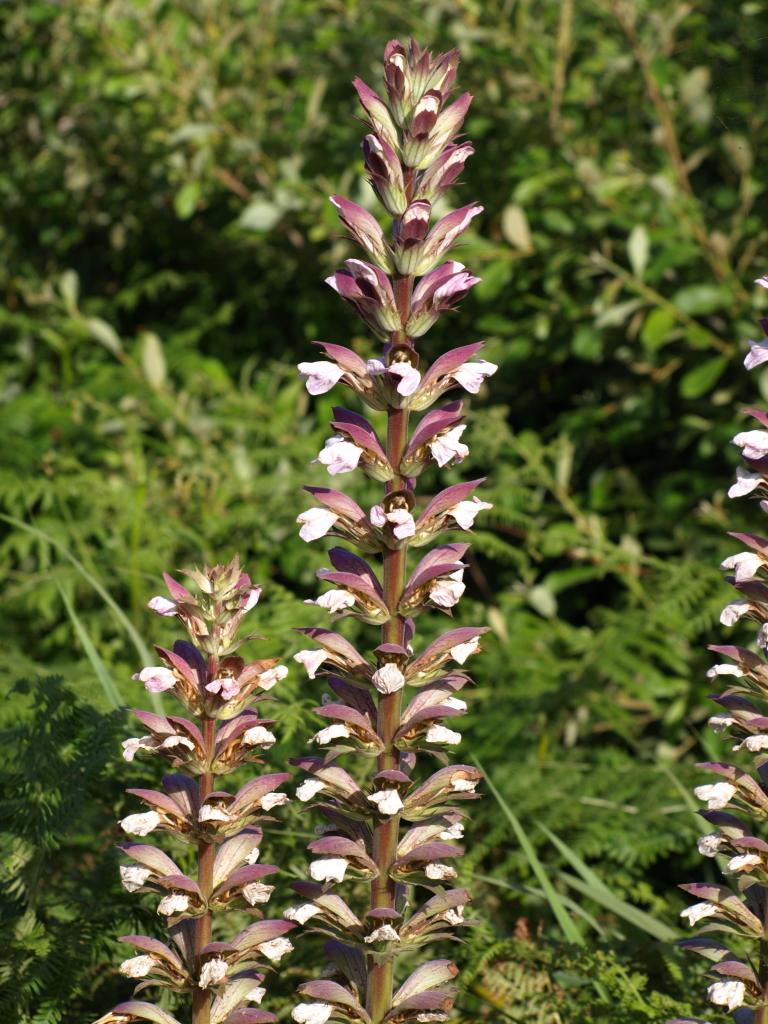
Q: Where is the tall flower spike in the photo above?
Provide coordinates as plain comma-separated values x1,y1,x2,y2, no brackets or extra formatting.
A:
94,559,294,1024
674,275,768,1024
293,39,494,1024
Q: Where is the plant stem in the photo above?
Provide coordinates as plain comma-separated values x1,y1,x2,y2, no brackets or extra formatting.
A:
367,171,415,1024
192,717,216,1024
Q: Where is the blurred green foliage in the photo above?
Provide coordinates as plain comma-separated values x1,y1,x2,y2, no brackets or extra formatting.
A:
1,0,766,1020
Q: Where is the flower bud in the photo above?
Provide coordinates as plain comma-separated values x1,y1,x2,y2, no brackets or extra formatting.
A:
363,134,407,216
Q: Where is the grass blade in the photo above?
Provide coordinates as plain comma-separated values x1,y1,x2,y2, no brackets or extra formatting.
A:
2,514,163,712
57,584,124,710
2,514,152,663
471,872,606,936
539,823,678,942
475,756,584,945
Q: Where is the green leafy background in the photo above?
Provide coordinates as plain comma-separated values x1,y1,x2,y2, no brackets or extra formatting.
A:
1,1,766,1020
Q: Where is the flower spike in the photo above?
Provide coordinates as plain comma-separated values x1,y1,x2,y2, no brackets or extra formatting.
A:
675,277,768,1022
293,39,493,1024
94,560,293,1024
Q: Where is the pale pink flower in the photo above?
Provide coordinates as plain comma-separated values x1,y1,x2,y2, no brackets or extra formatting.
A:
429,425,469,467
720,600,752,626
294,649,328,678
297,507,339,542
450,637,481,664
453,359,498,393
120,955,156,978
132,665,177,693
721,551,764,581
370,504,416,539
316,435,364,475
308,590,357,614
298,361,344,395
729,466,762,497
733,429,768,460
147,595,177,616
388,362,422,395
448,497,493,530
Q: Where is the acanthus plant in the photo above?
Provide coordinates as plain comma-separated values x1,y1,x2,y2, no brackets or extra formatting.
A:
93,560,295,1024
674,280,768,1024
291,39,496,1024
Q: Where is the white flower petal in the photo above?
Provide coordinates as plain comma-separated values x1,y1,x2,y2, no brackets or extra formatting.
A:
284,903,322,925
258,937,294,963
292,1003,333,1024
309,857,348,883
680,901,718,925
261,792,289,811
707,979,745,1011
426,724,461,745
452,359,498,394
425,862,457,880
694,782,737,810
372,663,405,694
312,723,351,745
157,892,190,916
297,779,327,802
367,789,404,815
120,954,156,979
243,726,277,748
199,957,228,989
243,882,274,905
721,551,764,581
119,865,152,892
311,589,357,614
364,924,400,943
120,811,161,836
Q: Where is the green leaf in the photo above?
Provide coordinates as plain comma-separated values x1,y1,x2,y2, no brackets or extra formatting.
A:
679,355,727,398
85,316,122,356
140,331,167,390
238,197,282,232
640,307,675,350
627,225,650,278
174,181,201,220
59,269,79,312
672,284,731,315
501,203,533,251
